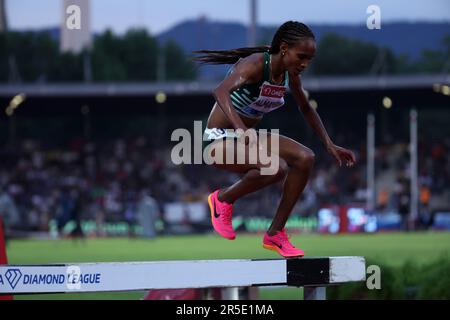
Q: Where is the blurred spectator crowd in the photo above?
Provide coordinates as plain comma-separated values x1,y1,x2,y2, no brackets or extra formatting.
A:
0,134,449,233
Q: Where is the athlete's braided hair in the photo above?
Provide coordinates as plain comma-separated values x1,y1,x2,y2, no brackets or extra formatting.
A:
192,21,315,65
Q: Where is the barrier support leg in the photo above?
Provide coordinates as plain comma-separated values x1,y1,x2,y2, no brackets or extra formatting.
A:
221,287,239,300
303,286,326,300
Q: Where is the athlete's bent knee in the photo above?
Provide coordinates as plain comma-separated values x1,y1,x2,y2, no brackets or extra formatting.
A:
292,150,315,171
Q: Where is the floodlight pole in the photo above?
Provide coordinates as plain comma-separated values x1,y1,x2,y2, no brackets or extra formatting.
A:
248,0,257,46
409,109,419,230
367,113,376,212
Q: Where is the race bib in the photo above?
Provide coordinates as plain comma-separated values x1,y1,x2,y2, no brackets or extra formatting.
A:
248,82,286,113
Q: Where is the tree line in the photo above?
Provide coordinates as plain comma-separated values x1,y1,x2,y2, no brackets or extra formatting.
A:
0,28,197,83
308,33,449,75
0,29,448,83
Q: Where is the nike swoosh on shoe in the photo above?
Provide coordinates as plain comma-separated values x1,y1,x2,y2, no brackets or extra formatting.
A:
213,198,220,219
270,240,282,249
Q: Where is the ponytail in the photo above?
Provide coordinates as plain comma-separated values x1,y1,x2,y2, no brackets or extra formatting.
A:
192,46,270,65
192,21,315,66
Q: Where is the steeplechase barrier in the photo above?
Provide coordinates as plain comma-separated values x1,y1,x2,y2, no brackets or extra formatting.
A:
0,256,366,300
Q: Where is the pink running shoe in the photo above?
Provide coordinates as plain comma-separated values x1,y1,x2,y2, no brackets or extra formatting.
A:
208,190,236,240
263,228,304,258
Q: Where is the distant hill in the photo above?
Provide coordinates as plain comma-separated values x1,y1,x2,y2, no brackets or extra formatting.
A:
157,18,450,80
307,22,449,58
10,27,60,40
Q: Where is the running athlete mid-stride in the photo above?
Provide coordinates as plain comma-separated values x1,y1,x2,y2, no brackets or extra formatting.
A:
194,21,356,258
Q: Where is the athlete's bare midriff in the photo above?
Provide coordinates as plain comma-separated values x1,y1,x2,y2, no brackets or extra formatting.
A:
206,102,262,130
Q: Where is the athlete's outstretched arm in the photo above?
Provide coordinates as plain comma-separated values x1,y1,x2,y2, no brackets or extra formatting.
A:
288,73,333,146
289,73,356,167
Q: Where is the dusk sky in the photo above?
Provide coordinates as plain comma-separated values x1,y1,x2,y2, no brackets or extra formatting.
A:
6,0,450,35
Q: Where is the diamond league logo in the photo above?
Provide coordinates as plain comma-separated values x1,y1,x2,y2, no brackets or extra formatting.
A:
5,269,22,289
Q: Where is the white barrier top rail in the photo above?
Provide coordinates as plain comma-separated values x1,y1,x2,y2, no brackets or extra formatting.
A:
0,256,365,294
